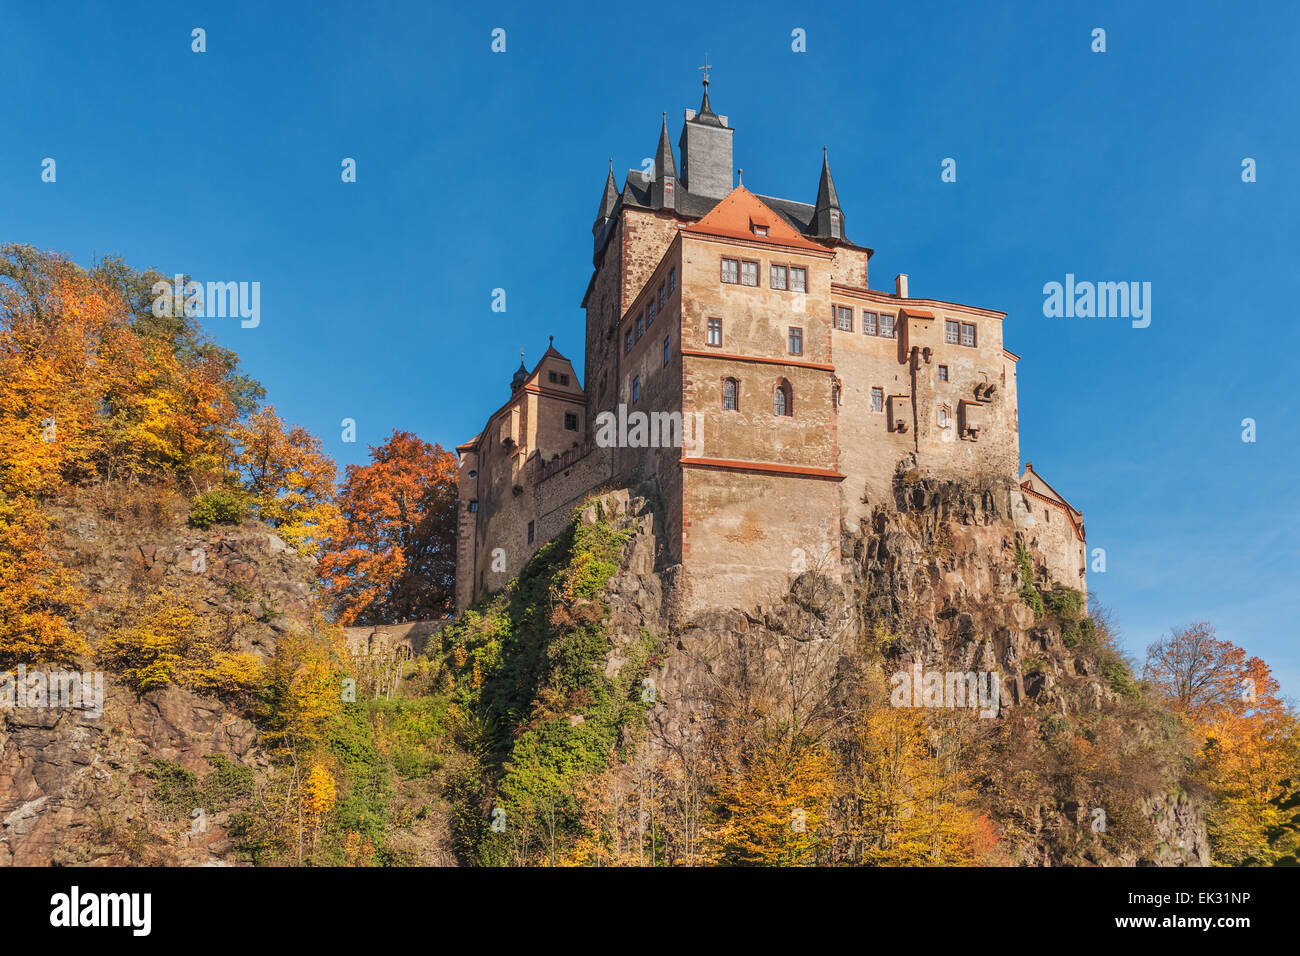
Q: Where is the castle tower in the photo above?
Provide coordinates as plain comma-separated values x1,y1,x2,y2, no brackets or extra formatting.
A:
678,71,733,199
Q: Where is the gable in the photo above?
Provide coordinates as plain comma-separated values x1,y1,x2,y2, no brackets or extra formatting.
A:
681,187,826,252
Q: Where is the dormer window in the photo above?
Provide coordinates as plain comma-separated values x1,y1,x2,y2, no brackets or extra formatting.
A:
751,220,769,237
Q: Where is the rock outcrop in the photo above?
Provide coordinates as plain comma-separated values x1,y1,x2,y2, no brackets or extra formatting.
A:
1,492,319,866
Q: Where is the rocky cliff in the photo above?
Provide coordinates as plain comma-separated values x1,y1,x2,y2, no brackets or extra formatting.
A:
449,471,1208,865
0,488,315,865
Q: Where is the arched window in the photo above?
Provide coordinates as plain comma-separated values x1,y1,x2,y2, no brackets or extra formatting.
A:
938,404,951,428
723,378,739,411
773,379,793,417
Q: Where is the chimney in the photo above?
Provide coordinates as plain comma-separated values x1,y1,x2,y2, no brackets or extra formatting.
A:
895,274,909,298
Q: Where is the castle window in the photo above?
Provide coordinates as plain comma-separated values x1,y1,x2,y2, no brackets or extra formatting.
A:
559,373,569,386
740,260,759,287
835,306,854,332
863,311,878,336
788,327,803,356
549,371,558,383
832,381,841,408
564,412,579,431
790,267,807,293
469,499,479,513
632,376,640,403
707,318,722,346
527,521,535,544
658,285,666,309
636,314,644,340
625,329,633,354
647,301,655,326
871,387,884,413
723,378,738,411
945,320,960,344
771,264,787,290
880,314,895,339
938,405,951,428
721,258,739,284
773,380,793,417
938,365,949,382
961,322,977,347
663,336,671,366
668,267,676,292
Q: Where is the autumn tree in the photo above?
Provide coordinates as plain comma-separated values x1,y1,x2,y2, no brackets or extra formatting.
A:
1144,623,1300,866
0,492,89,666
319,430,458,625
230,406,342,556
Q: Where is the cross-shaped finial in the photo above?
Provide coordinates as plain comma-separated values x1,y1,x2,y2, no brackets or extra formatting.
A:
699,56,712,86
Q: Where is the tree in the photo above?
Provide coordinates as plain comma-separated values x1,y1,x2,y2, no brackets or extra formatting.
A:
0,492,89,666
1144,623,1300,866
1143,622,1261,722
318,430,458,625
231,406,342,557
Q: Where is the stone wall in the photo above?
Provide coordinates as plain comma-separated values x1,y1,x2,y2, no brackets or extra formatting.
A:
342,620,448,659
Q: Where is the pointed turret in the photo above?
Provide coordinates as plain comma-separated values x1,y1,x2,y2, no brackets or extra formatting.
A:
651,112,677,210
811,147,845,240
592,160,620,256
593,161,618,223
510,352,529,395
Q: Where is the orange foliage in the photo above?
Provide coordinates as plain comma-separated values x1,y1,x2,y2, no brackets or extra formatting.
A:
318,430,458,624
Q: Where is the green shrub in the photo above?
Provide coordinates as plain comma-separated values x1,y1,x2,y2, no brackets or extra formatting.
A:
189,488,246,529
1016,543,1044,616
1102,659,1139,699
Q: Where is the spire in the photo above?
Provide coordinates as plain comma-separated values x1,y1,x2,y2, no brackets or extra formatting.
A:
654,112,677,180
651,112,677,210
811,147,845,240
699,56,715,117
592,159,620,257
594,159,618,223
510,351,528,394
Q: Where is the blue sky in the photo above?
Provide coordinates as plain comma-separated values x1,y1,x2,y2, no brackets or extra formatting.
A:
3,0,1297,694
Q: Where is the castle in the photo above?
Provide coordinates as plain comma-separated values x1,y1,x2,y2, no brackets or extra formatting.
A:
454,76,1086,618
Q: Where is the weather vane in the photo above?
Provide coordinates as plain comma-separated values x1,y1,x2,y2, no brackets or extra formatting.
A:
699,56,711,86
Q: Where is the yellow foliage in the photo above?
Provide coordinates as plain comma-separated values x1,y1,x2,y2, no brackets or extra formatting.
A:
261,623,345,752
304,762,338,817
0,492,89,666
99,590,264,696
230,407,342,558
